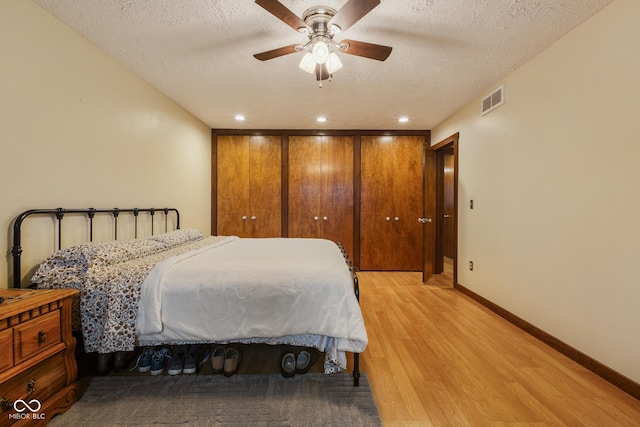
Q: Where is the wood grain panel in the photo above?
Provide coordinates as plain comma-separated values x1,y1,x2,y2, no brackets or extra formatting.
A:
321,136,354,259
288,136,354,258
423,148,437,282
360,136,395,270
392,136,424,270
248,135,281,237
443,150,455,258
0,351,67,419
13,310,61,364
217,135,250,236
361,136,424,270
288,136,322,238
217,135,281,237
0,328,12,374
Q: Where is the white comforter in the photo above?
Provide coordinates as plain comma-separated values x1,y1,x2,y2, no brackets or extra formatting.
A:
136,237,367,371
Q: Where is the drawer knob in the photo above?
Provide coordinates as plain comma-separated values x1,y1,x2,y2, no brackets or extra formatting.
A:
27,379,36,395
0,398,13,410
38,330,46,343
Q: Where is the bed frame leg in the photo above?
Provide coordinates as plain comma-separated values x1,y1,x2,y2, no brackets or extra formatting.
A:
338,242,362,387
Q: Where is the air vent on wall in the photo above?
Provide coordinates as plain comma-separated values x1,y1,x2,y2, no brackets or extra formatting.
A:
481,85,504,115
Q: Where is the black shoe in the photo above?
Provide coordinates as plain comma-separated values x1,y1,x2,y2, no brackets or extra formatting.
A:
295,349,317,375
280,352,296,378
183,345,197,374
113,351,135,372
168,346,186,375
96,353,114,376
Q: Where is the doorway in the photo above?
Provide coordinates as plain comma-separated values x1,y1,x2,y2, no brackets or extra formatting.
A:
424,133,458,286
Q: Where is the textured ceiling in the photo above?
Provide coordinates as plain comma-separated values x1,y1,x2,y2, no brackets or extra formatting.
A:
33,0,612,130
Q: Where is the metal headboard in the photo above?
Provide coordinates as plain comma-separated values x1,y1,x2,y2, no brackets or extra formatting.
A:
11,207,180,288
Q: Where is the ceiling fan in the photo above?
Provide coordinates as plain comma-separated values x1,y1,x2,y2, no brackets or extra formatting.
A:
254,0,392,84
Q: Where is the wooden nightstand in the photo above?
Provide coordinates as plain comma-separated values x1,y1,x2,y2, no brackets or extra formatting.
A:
0,289,79,426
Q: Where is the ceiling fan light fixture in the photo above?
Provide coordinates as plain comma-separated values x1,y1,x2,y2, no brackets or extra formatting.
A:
311,40,330,64
299,52,316,73
326,52,343,74
254,0,391,85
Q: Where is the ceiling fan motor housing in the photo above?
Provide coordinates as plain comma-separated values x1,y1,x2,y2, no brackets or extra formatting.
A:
300,6,340,36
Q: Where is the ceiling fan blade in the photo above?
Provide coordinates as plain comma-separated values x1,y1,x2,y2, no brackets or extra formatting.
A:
329,0,380,33
254,44,301,61
339,39,392,61
255,0,310,33
316,63,330,81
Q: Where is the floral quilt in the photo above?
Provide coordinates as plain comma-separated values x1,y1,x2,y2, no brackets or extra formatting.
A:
32,229,224,353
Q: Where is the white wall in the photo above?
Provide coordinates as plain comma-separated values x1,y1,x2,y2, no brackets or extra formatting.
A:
432,0,640,383
0,0,212,288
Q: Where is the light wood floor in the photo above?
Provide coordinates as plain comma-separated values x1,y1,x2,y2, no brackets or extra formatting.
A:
351,268,640,426
86,265,640,426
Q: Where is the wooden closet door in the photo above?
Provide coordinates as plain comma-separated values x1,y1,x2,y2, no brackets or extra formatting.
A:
321,136,354,259
288,136,322,238
248,135,281,237
288,136,354,259
391,136,424,270
360,136,395,270
360,136,424,270
216,135,281,237
217,135,250,236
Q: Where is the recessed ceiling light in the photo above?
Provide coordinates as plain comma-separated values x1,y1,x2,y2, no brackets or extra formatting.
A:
234,114,246,121
317,116,327,123
398,117,409,123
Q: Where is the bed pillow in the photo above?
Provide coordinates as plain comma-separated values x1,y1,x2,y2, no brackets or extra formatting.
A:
31,229,204,288
79,238,167,267
32,237,165,284
31,244,91,288
145,228,204,248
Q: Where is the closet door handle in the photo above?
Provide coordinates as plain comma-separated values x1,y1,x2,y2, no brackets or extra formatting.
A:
250,216,257,221
323,216,328,222
418,217,432,223
385,217,391,221
313,216,319,221
241,216,248,221
394,217,400,222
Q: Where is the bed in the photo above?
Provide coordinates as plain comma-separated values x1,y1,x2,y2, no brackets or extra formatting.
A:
11,207,366,385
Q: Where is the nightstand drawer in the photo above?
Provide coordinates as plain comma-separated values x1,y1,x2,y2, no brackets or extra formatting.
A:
0,329,12,374
0,289,79,425
13,310,61,364
0,351,67,419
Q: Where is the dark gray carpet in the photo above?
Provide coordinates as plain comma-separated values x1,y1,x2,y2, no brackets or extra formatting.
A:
48,374,382,426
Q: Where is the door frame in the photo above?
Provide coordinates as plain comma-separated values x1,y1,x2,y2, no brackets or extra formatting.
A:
426,132,459,286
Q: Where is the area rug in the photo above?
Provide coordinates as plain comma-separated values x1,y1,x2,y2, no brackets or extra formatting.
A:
48,373,382,426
